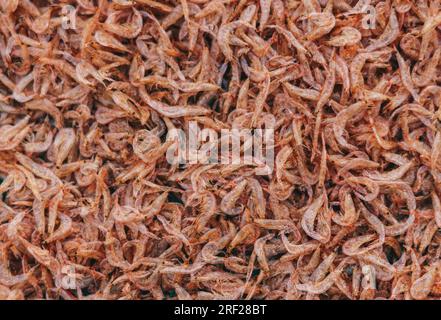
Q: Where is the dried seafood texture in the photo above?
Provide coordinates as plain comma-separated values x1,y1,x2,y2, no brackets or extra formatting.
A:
0,0,440,301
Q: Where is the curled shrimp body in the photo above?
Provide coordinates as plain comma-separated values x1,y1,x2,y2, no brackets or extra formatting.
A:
0,0,439,301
